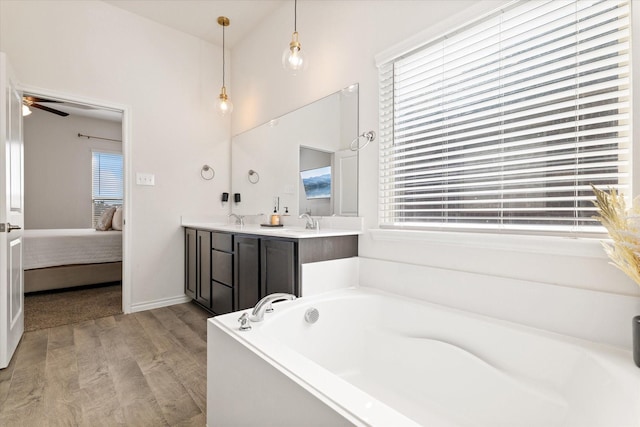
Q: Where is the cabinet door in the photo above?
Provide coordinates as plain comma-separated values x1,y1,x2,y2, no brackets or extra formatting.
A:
185,228,196,298
261,239,296,296
234,236,260,310
211,281,233,315
196,230,212,308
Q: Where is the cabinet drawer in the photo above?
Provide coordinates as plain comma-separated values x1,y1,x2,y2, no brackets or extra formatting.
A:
212,232,233,252
212,250,233,286
211,281,233,315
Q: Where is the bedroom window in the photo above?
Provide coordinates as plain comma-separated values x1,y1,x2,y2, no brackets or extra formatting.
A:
378,0,631,235
92,151,123,226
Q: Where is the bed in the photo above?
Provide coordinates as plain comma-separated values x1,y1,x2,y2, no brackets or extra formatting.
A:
23,228,122,293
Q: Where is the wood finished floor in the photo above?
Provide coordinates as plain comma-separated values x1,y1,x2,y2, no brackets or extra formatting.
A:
0,302,210,426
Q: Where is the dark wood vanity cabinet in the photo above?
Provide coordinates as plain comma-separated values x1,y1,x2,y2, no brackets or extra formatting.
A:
185,228,232,315
211,232,234,315
184,229,212,307
185,227,358,315
184,228,197,299
261,239,296,296
196,231,212,307
234,237,298,310
234,236,261,310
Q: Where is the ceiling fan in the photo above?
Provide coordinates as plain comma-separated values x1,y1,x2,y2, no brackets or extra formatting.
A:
23,96,69,117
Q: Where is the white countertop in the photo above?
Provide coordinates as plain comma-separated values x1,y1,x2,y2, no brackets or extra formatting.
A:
181,222,362,239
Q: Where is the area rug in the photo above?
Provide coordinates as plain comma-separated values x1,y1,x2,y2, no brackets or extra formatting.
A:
24,283,123,332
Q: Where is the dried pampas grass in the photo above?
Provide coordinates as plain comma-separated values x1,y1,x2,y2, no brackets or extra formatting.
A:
592,185,640,287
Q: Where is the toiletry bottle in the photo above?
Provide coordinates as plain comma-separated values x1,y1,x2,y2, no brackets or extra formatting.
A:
270,208,280,225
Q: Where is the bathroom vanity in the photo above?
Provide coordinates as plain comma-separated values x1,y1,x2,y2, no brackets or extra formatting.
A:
184,223,359,315
188,84,362,315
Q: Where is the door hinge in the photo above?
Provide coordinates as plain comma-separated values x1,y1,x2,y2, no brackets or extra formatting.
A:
0,224,5,232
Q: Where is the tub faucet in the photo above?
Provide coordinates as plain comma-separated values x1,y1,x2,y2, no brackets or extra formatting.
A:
249,293,297,322
228,213,244,226
299,213,318,230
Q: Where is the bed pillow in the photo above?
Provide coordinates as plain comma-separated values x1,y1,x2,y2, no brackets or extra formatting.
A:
96,206,117,231
112,207,123,231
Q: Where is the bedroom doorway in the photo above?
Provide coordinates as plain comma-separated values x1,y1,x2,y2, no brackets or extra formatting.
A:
20,88,130,330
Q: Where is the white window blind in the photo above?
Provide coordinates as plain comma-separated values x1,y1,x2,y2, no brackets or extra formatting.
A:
379,0,631,234
92,151,123,226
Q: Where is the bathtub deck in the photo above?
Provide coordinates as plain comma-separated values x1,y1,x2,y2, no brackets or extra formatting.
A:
209,287,640,427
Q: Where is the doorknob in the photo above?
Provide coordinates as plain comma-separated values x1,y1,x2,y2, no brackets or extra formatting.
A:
7,223,21,233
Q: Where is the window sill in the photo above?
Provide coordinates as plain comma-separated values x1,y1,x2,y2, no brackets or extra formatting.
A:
369,228,608,259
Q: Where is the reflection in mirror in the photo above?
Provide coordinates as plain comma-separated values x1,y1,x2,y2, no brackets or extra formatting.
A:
231,84,358,218
299,147,332,216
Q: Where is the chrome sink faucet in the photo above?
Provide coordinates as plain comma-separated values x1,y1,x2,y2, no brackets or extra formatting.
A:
249,293,297,322
228,213,244,226
299,213,319,230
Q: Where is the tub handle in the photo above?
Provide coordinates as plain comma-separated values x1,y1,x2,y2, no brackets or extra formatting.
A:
238,313,252,331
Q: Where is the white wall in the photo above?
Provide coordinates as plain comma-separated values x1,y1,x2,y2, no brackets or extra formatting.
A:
24,108,122,229
1,0,231,309
231,0,640,299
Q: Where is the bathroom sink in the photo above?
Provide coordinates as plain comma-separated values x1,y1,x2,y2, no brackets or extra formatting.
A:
257,227,318,236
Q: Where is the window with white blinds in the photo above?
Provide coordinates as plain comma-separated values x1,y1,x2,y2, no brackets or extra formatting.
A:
378,0,631,234
92,151,123,226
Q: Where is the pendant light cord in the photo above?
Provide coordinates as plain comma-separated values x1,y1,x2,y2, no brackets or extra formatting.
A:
222,23,226,86
294,0,297,32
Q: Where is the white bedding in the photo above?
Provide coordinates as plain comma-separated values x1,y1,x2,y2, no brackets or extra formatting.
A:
24,228,122,270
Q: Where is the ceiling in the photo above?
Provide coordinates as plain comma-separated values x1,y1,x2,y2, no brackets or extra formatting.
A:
23,1,287,123
102,0,285,48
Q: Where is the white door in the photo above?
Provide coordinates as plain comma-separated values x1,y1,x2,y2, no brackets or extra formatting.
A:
0,52,24,369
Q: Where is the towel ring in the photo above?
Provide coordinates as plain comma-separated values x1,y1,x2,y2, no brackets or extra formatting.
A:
201,165,215,180
248,169,260,184
350,131,376,151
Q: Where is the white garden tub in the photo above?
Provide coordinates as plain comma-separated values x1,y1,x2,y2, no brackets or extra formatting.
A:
207,288,640,426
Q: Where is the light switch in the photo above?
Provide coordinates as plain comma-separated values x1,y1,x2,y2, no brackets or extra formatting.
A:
136,172,155,186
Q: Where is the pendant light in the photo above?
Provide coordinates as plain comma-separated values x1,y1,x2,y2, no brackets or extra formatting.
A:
216,16,233,116
282,0,307,75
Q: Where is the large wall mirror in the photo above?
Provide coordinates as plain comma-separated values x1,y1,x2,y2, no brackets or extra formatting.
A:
231,84,358,218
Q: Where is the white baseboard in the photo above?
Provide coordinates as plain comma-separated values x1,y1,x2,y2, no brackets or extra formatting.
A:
130,294,191,313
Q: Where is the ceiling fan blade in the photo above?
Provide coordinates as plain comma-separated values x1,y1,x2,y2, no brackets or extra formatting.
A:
23,96,63,104
30,103,69,117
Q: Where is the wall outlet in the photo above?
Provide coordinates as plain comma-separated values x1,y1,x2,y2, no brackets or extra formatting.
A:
136,172,155,186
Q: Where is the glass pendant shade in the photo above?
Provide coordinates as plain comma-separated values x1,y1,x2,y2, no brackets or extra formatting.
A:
22,104,32,116
282,31,307,75
216,86,233,116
